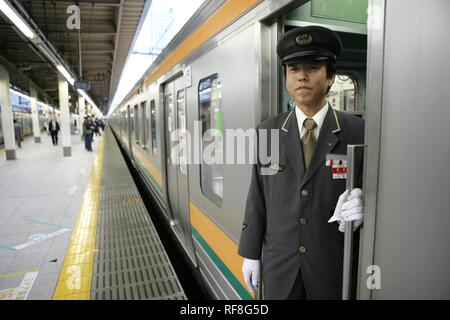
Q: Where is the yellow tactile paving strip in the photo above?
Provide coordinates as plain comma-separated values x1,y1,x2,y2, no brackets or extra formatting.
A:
52,137,104,300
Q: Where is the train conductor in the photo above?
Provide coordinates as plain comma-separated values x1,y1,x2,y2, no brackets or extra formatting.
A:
238,26,365,299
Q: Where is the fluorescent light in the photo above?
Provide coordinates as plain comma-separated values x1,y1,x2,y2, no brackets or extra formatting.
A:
0,0,35,39
37,43,58,65
77,89,98,110
57,65,75,86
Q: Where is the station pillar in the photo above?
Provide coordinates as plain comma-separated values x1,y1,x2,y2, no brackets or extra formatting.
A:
78,95,86,140
0,65,16,160
30,86,41,143
58,73,71,157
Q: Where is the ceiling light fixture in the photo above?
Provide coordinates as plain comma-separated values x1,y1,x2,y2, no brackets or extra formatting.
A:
0,0,35,40
57,65,75,86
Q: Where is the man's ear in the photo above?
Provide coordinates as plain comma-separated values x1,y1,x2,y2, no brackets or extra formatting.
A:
327,74,336,88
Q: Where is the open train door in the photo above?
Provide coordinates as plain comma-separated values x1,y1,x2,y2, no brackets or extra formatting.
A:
163,76,197,265
357,0,450,299
254,0,369,300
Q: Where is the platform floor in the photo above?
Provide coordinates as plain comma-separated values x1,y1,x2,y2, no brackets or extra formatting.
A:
0,128,185,300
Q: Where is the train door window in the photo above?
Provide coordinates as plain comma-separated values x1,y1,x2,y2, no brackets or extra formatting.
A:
129,105,133,134
150,99,157,155
328,75,357,112
198,74,223,206
141,101,148,149
176,89,187,175
134,104,139,143
122,111,125,131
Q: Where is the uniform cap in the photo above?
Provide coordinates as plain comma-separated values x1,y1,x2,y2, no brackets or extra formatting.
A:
277,26,342,65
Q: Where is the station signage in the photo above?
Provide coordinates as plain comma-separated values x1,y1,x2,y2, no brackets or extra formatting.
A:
74,81,90,91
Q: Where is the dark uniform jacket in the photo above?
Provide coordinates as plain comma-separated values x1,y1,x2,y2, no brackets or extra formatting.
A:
238,106,364,299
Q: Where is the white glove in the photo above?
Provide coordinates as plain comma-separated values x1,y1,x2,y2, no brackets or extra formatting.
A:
242,258,260,292
328,188,364,232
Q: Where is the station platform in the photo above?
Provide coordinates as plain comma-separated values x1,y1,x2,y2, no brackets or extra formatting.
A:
0,128,186,300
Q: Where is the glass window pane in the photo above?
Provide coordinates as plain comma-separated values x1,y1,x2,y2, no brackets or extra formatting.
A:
134,105,139,143
198,74,223,206
129,105,133,135
150,100,157,154
166,94,176,166
177,90,187,175
141,101,148,149
328,75,356,112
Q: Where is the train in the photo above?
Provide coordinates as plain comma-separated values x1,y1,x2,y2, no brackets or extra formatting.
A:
109,0,450,299
0,89,83,147
0,89,49,146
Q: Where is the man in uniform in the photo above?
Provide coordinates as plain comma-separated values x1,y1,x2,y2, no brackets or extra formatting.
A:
238,26,365,300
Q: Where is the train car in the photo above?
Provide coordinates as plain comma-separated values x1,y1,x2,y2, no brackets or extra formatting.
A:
0,90,51,146
1,90,32,146
109,0,450,300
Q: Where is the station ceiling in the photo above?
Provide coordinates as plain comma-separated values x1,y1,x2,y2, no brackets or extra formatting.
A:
0,0,147,114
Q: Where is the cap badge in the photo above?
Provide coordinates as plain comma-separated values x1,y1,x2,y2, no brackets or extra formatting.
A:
296,33,313,46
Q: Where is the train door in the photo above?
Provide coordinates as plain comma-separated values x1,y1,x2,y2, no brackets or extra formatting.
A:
258,0,369,299
358,0,450,299
163,76,196,263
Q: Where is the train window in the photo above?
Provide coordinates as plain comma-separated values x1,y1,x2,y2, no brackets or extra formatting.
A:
141,101,148,149
134,104,139,143
122,111,126,132
177,89,187,176
150,99,157,155
328,75,356,112
198,74,223,206
129,105,133,137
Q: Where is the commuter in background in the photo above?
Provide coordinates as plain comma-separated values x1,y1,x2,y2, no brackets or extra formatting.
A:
48,117,60,146
13,119,22,148
94,118,102,136
99,118,105,131
83,115,95,152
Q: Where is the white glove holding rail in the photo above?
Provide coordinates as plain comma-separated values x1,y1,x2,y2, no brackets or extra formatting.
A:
242,258,260,292
328,188,364,232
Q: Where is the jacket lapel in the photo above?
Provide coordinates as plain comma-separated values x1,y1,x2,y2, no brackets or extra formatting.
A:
280,110,306,180
301,106,342,188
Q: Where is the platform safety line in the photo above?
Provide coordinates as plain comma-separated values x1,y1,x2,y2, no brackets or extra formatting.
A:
52,136,104,300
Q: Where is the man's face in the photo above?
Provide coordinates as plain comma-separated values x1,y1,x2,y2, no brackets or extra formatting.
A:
285,61,334,109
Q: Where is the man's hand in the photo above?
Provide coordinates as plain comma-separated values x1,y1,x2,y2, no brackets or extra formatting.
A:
328,188,364,232
242,258,260,292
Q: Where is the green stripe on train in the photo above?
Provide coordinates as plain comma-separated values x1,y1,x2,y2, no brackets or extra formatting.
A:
191,226,253,300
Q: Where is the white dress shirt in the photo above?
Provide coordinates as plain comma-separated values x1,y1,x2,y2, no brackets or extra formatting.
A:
295,102,329,140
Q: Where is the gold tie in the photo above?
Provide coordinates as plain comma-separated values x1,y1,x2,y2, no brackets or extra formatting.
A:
302,118,317,170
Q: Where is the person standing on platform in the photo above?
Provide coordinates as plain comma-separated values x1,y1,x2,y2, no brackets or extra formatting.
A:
13,119,22,148
94,117,101,137
48,116,60,146
238,26,365,300
83,115,95,152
